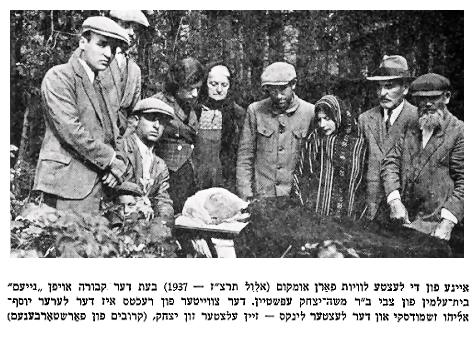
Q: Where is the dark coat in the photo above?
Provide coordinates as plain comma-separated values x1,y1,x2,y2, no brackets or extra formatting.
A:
381,109,463,222
34,53,120,199
358,100,418,219
152,92,199,172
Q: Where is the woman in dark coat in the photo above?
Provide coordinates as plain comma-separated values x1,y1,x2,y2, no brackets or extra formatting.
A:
294,95,367,219
194,63,246,192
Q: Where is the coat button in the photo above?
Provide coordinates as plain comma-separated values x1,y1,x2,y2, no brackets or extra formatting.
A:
177,145,182,151
278,146,284,151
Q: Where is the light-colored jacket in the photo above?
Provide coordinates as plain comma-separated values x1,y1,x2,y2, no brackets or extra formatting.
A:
236,95,314,199
99,56,141,135
34,53,121,199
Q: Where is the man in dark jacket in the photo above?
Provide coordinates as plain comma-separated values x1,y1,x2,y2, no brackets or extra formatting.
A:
34,17,130,214
117,97,175,227
358,55,418,221
381,73,463,241
236,62,314,200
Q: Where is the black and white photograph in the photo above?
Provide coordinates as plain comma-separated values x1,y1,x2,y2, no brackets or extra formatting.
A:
9,9,464,258
3,4,472,337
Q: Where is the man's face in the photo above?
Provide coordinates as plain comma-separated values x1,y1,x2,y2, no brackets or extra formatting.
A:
317,109,337,136
79,32,118,72
414,92,450,130
266,83,295,111
376,79,408,110
118,194,137,217
116,19,138,46
134,114,169,145
207,71,230,101
175,82,202,112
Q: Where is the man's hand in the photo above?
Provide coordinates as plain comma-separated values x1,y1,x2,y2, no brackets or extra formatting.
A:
431,218,455,241
109,157,126,184
388,198,409,224
102,172,118,188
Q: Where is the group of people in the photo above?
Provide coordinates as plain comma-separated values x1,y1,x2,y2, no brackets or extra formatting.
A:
33,11,463,252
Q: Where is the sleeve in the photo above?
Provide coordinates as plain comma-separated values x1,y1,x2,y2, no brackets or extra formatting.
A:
151,162,175,225
236,105,257,199
443,128,464,221
380,135,404,197
41,68,115,170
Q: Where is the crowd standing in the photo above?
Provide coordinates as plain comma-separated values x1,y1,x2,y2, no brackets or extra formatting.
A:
32,12,464,257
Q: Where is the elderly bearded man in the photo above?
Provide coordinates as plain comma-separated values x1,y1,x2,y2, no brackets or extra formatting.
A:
381,73,463,241
358,55,418,221
34,17,130,214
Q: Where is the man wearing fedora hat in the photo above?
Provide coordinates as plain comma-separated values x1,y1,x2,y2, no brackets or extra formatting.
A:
115,97,175,229
100,10,150,136
381,73,463,241
236,61,314,200
33,16,130,215
358,55,418,221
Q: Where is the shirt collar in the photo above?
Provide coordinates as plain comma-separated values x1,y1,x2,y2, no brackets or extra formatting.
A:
384,99,405,123
134,134,154,155
78,58,95,83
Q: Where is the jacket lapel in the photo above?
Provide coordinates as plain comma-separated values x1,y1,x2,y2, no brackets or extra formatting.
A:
70,55,105,127
367,108,384,153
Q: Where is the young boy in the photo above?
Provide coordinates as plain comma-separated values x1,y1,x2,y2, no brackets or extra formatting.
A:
116,97,175,228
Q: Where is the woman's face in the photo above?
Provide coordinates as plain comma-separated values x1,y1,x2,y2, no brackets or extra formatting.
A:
317,109,337,136
207,66,230,101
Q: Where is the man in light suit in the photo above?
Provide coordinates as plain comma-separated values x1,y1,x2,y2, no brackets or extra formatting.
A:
101,10,150,135
34,17,130,214
381,73,463,241
358,55,418,221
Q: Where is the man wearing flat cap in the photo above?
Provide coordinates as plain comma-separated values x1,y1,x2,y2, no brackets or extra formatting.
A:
358,55,418,221
34,16,130,215
236,61,314,200
100,10,150,136
381,73,463,241
116,97,175,228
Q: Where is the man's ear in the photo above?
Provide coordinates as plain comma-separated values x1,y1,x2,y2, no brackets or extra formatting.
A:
291,79,297,90
129,115,140,127
79,36,87,51
443,91,451,104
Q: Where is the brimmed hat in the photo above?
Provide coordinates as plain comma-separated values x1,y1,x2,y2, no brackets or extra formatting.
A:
411,73,451,96
82,16,130,45
116,182,142,196
109,10,150,27
132,97,174,119
261,62,297,86
367,55,411,81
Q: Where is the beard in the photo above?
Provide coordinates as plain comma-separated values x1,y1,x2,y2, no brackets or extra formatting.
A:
418,109,443,131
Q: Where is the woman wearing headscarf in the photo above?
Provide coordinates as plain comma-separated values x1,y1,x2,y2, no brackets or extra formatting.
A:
294,95,367,219
194,63,246,192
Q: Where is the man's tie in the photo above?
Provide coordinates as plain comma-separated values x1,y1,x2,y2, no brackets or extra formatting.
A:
93,77,115,145
385,109,393,133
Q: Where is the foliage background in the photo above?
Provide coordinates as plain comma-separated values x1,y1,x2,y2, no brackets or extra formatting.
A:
10,10,464,193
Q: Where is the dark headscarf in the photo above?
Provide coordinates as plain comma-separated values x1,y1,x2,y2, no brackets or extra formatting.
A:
314,95,354,135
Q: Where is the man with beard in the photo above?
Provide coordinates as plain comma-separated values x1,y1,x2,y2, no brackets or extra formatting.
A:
236,62,314,200
153,57,205,212
101,10,150,135
381,73,463,240
358,55,418,221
